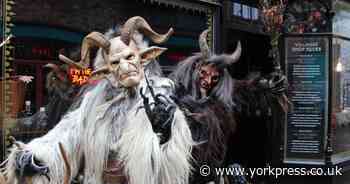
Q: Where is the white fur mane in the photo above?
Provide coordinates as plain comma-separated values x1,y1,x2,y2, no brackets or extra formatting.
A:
3,75,193,184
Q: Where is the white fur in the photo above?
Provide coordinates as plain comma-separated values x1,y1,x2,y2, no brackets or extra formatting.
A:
117,100,192,184
4,76,193,184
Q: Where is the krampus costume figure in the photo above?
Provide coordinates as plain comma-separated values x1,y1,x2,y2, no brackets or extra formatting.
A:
12,64,78,143
23,64,77,126
170,30,287,184
1,17,193,184
43,64,79,128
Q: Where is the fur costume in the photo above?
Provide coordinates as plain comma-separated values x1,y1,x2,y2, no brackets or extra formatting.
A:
170,30,241,184
9,64,78,145
2,17,193,184
170,30,288,184
174,91,235,184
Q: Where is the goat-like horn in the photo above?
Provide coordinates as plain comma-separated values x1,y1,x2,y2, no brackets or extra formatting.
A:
206,41,242,68
89,66,110,81
199,29,211,59
43,63,59,71
58,143,71,184
59,54,84,69
91,66,110,76
121,16,174,45
44,63,66,81
60,32,111,69
81,32,111,66
228,41,242,64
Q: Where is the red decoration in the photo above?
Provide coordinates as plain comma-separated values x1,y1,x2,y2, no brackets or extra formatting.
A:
261,0,286,34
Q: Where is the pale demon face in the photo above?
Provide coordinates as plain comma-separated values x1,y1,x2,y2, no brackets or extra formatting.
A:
105,37,166,88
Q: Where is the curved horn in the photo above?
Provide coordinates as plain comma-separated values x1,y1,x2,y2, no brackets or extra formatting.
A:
80,32,111,66
89,66,110,80
59,54,85,69
44,63,66,81
121,16,174,45
91,66,110,76
228,41,242,65
44,63,60,72
60,32,111,69
206,41,242,68
199,29,211,59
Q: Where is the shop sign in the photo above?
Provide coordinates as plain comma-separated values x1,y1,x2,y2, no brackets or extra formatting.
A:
284,36,329,164
69,68,92,85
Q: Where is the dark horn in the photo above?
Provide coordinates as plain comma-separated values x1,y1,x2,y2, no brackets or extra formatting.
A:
44,63,66,81
43,63,60,72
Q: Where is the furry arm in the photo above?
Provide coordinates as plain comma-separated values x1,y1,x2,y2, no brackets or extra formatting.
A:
233,72,288,116
4,91,94,184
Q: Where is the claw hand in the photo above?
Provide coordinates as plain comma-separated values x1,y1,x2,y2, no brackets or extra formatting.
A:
140,76,176,144
258,72,287,95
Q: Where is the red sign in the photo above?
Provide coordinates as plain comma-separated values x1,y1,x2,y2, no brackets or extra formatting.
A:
69,68,92,85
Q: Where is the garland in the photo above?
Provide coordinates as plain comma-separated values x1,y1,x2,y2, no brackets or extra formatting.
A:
2,0,16,158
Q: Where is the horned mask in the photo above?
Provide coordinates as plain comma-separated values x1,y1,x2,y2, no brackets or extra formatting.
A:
196,29,242,96
59,16,173,88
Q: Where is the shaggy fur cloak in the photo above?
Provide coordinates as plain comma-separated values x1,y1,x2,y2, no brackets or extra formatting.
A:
3,73,193,184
